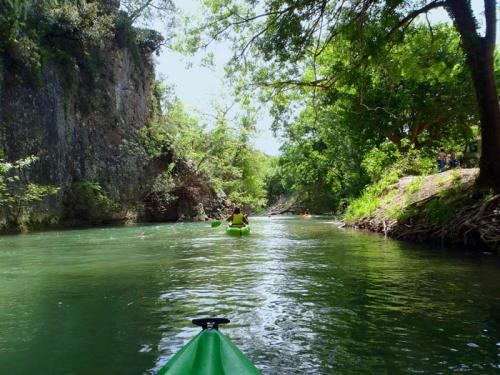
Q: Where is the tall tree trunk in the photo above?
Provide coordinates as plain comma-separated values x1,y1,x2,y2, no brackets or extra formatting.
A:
446,0,500,192
472,47,500,191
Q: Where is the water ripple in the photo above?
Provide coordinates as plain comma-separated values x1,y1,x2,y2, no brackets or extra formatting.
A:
0,218,499,374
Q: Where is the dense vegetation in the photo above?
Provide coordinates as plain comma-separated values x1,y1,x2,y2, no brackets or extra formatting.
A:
174,0,499,215
0,0,271,231
181,0,499,193
1,0,499,230
264,25,493,213
145,83,270,210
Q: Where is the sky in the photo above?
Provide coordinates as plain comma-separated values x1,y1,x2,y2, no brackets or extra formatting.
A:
150,0,281,156
149,0,494,156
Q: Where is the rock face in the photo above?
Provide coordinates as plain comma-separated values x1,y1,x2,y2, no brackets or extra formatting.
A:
0,36,157,225
144,159,228,222
0,7,225,229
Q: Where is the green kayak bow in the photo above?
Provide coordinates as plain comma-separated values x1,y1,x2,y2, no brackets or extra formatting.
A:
157,318,260,375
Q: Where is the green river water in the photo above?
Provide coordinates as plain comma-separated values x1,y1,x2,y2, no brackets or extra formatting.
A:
1,216,499,374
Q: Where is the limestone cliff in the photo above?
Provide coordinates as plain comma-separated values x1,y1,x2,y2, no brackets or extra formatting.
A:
0,4,225,230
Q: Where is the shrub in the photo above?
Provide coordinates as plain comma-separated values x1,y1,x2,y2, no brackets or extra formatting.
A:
361,142,400,182
343,170,399,223
72,180,121,220
0,156,59,230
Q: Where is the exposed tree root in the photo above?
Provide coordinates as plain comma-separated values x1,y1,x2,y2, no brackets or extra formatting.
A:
352,192,500,252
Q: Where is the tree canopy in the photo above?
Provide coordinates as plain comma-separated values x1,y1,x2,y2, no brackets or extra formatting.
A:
180,0,500,192
144,83,270,210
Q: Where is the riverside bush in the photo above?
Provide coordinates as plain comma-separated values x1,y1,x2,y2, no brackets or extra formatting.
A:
0,156,59,230
344,148,435,223
74,181,121,217
343,170,399,223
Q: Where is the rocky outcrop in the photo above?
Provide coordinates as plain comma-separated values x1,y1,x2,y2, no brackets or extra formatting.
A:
0,5,226,230
266,195,299,215
144,159,228,222
1,27,156,225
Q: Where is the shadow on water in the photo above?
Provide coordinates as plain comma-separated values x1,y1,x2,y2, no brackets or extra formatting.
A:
0,217,499,374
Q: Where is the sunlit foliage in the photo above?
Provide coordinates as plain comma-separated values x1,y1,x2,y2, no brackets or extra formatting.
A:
0,156,59,229
145,84,269,210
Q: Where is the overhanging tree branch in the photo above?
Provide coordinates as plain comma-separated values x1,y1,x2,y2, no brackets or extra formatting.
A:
386,0,447,41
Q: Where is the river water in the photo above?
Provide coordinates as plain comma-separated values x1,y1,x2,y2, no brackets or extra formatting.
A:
0,216,499,374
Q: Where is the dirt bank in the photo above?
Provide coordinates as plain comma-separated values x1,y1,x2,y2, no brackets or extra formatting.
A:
346,169,500,251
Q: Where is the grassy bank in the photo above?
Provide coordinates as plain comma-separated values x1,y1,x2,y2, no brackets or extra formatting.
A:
344,168,500,252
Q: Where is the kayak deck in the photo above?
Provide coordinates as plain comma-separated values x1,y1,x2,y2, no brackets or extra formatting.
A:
158,319,260,375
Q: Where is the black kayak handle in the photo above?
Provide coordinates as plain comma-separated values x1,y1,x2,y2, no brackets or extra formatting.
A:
192,318,230,330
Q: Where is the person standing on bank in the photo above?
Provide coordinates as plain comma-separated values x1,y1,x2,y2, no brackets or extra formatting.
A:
437,148,447,172
449,149,457,169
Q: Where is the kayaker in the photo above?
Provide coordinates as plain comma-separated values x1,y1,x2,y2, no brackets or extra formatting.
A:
226,207,249,227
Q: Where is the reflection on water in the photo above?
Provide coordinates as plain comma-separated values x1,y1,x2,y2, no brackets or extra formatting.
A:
1,217,500,374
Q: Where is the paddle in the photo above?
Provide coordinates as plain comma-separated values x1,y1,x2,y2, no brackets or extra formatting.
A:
211,220,222,228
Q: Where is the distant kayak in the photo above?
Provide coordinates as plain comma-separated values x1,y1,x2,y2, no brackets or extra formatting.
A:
157,318,260,375
300,214,312,219
226,225,251,236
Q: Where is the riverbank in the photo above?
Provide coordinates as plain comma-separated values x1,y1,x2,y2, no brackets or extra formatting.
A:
344,169,500,252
